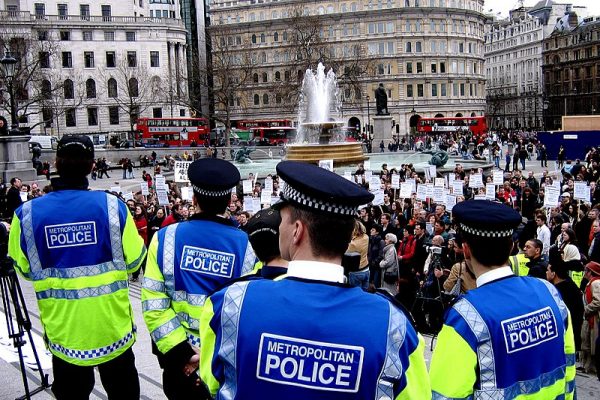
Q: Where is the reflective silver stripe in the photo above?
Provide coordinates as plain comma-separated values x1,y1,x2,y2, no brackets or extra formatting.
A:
473,364,567,399
107,195,125,267
127,248,147,270
177,311,200,330
142,277,166,292
31,260,120,280
173,291,206,306
187,333,200,347
21,201,43,274
566,378,575,394
376,303,406,398
241,244,257,276
142,298,171,312
432,392,473,400
47,330,134,361
150,316,181,343
454,298,497,390
162,224,177,297
36,280,128,300
219,281,250,400
566,353,575,367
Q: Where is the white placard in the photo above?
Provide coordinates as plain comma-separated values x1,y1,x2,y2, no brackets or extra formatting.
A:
252,198,262,212
416,184,428,201
140,183,149,196
405,178,416,193
370,176,381,191
574,182,590,201
181,186,193,201
452,180,464,195
260,190,271,204
365,170,373,181
372,190,384,205
474,194,487,200
243,197,254,213
110,186,122,194
155,175,166,190
242,180,253,194
363,160,371,171
426,184,434,199
174,161,191,183
400,182,412,198
19,192,27,202
271,196,280,205
433,186,445,203
123,192,134,201
429,165,437,179
344,171,352,181
445,195,457,211
493,170,504,186
485,183,496,200
552,180,561,191
448,173,455,186
424,168,431,182
544,186,560,208
391,174,400,189
318,159,334,171
157,189,169,206
264,177,273,193
469,174,484,188
434,178,445,188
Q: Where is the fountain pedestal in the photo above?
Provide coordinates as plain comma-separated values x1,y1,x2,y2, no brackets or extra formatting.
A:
373,115,393,147
286,142,367,165
0,135,38,184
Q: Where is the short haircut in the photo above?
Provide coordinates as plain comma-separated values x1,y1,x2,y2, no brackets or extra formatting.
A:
10,177,19,185
461,230,513,267
56,156,93,179
536,213,547,223
194,193,230,215
528,238,543,251
289,207,354,259
416,221,426,231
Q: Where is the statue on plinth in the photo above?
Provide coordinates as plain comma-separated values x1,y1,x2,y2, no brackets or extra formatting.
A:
375,83,389,115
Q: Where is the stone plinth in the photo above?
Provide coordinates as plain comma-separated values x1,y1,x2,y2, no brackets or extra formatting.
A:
286,142,367,165
0,135,38,184
373,115,393,147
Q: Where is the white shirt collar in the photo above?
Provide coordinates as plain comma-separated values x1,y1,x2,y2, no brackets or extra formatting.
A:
476,266,514,287
286,261,346,283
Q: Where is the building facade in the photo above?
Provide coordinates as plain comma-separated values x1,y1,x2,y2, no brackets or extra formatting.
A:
207,0,487,140
0,0,188,139
543,15,600,130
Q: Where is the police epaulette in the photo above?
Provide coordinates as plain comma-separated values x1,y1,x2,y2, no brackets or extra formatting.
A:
374,289,417,330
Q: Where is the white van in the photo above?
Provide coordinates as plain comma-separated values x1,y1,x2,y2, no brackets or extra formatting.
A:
29,135,58,150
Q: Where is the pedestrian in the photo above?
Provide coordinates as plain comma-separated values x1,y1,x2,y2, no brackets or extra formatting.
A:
142,158,256,400
558,145,566,169
8,135,147,399
380,139,385,152
4,177,22,218
581,260,600,379
430,200,576,399
244,207,288,279
199,160,430,398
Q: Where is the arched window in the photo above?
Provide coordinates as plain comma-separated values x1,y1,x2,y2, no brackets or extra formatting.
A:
261,52,267,63
128,78,139,97
107,78,117,98
351,2,358,11
260,33,266,43
284,70,290,81
275,71,281,81
42,80,52,100
64,79,74,99
253,73,259,83
455,112,463,117
434,113,444,118
471,112,477,117
86,78,96,99
276,94,282,104
283,31,288,41
272,11,278,19
253,94,260,105
251,34,257,44
406,42,412,52
274,32,279,42
262,72,267,82
263,94,269,104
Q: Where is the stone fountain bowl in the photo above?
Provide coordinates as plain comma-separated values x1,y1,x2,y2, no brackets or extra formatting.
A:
300,121,346,130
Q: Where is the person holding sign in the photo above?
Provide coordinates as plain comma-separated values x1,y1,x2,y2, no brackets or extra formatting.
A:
142,158,256,400
430,200,576,399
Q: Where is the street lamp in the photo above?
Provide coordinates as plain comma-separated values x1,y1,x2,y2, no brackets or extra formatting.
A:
0,52,20,135
366,95,371,135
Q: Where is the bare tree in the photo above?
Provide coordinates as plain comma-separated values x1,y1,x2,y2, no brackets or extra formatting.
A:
37,70,85,137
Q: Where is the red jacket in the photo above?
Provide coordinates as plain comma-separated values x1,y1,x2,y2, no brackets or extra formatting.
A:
398,235,416,265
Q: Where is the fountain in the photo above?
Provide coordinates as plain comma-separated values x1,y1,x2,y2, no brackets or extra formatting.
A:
286,63,367,165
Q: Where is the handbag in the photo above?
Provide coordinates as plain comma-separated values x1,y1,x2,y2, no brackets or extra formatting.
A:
448,262,463,297
383,251,399,284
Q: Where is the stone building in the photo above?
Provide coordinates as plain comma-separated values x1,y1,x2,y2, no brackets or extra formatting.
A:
206,0,487,140
0,0,188,140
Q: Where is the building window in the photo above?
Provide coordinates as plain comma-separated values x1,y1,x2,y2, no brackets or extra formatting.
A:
87,107,98,126
150,51,160,67
180,109,186,117
42,108,53,128
62,52,72,68
64,79,74,99
58,4,68,19
101,5,111,21
406,42,412,52
86,79,96,98
60,31,71,41
104,31,115,41
66,108,77,127
39,52,50,68
41,80,52,100
441,83,447,96
153,108,162,118
37,30,48,41
80,4,90,20
109,106,119,124
82,31,93,41
253,94,260,105
126,32,136,42
407,84,413,97
417,84,424,97
417,62,423,73
263,94,269,104
440,62,446,73
262,72,267,82
84,52,95,68
407,62,413,74
432,84,438,96
431,63,437,73
127,51,137,67
34,3,45,18
128,78,139,97
107,78,117,98
106,52,116,68
416,41,422,52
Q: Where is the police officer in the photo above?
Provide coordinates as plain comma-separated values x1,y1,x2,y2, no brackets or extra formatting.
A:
8,135,147,399
430,200,576,399
199,161,430,399
142,158,255,399
245,207,288,279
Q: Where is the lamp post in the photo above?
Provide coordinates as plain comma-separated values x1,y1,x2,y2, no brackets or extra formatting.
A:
1,52,20,135
366,95,371,135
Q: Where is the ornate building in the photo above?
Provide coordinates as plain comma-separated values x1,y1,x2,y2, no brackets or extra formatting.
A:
206,0,487,139
0,0,188,138
543,14,600,130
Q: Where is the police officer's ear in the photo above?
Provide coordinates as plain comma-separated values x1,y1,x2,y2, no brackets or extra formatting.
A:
461,241,472,261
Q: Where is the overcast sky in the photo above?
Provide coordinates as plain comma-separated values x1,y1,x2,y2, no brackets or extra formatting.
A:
485,0,600,18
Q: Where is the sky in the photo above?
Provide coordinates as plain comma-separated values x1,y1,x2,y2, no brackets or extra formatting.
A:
485,0,600,18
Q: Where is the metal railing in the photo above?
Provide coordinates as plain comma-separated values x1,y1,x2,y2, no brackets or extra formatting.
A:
0,11,184,28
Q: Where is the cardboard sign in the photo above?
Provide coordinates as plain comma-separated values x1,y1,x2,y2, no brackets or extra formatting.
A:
243,197,255,213
405,178,416,193
391,174,400,189
474,194,487,200
260,190,271,205
252,197,262,212
574,182,590,201
157,189,169,206
140,183,149,196
445,195,457,211
243,180,253,194
181,186,193,201
434,178,445,188
19,192,27,202
493,170,504,186
426,184,434,199
416,184,428,201
123,192,134,201
469,174,483,188
544,186,560,208
433,186,445,203
363,160,371,171
365,170,373,181
174,161,191,183
429,165,437,179
372,190,384,205
452,180,464,195
155,175,166,191
318,159,334,171
370,176,381,191
400,182,412,198
485,183,496,200
264,177,273,193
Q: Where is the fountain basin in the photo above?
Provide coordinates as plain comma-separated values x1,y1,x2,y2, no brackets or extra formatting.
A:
286,142,367,165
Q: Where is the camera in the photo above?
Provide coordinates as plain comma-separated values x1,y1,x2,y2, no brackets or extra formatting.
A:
426,245,443,255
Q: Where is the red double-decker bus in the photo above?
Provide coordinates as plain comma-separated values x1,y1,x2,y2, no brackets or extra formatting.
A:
136,117,210,147
237,119,296,145
416,116,488,137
